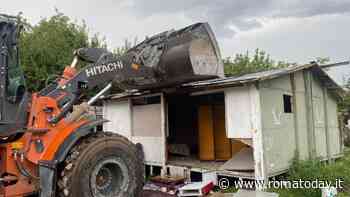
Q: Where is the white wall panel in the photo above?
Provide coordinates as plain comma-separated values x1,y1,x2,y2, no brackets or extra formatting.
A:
103,100,131,138
225,86,260,139
131,136,163,165
132,104,162,137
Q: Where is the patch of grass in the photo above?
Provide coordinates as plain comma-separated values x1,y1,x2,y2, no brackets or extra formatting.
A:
269,149,350,197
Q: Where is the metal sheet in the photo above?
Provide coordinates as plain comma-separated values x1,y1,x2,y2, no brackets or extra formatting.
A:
183,64,343,98
220,147,254,171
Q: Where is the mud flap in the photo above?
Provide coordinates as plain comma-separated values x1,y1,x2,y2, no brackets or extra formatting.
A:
39,160,57,197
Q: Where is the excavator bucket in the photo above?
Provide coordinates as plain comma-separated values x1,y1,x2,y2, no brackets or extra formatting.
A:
69,23,224,91
114,22,224,89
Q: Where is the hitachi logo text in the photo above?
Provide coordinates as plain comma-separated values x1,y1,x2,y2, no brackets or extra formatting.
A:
85,61,124,77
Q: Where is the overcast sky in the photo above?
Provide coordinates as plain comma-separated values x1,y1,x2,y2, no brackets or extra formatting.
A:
2,0,350,84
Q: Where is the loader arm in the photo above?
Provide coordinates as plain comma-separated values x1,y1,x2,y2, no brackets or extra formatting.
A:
39,22,224,124
0,18,224,197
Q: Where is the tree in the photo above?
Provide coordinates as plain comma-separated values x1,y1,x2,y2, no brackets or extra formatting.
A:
113,38,138,57
315,57,330,65
19,11,106,91
224,48,291,76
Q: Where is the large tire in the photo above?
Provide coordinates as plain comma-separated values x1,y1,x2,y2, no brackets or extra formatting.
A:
57,132,144,197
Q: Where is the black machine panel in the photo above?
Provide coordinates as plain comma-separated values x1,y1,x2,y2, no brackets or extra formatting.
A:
0,15,28,137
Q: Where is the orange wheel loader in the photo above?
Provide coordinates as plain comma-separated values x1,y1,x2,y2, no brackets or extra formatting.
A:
0,14,223,197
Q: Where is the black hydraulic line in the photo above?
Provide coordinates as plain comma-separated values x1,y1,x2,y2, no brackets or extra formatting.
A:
14,157,39,180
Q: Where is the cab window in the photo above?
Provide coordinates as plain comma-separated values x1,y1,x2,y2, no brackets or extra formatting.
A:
7,45,25,103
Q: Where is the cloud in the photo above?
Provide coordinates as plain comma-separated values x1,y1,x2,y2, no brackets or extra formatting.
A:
127,0,350,37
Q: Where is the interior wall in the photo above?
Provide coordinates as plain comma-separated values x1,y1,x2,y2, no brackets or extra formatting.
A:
167,93,240,161
167,94,199,154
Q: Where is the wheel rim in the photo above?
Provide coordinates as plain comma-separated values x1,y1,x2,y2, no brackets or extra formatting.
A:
90,157,129,197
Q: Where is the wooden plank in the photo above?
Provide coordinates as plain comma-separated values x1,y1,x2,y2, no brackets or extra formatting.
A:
213,104,232,160
231,140,247,156
198,105,215,160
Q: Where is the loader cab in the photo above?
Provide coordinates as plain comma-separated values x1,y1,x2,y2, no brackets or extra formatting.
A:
0,17,28,137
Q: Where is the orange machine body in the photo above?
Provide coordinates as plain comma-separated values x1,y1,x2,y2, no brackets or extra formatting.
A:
0,66,89,196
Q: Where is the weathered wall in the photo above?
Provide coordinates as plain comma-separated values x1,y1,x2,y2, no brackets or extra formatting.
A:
259,75,296,175
293,71,310,160
305,70,341,159
325,87,342,157
311,73,328,158
260,70,342,176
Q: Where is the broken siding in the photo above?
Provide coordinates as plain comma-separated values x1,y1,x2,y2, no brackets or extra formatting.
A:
224,85,265,179
259,75,296,175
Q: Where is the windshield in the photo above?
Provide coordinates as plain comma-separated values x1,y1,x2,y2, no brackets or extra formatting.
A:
0,19,26,102
7,44,25,101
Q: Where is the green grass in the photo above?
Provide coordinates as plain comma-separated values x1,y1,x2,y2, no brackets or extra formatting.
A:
268,149,350,197
215,149,350,196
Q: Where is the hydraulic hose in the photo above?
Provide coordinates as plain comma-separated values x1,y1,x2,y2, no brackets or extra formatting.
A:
14,157,39,180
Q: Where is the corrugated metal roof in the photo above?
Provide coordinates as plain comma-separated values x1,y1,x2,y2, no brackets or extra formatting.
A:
183,64,315,87
105,63,344,100
182,63,344,99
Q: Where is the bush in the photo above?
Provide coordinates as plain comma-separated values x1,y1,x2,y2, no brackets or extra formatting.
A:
270,150,350,196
